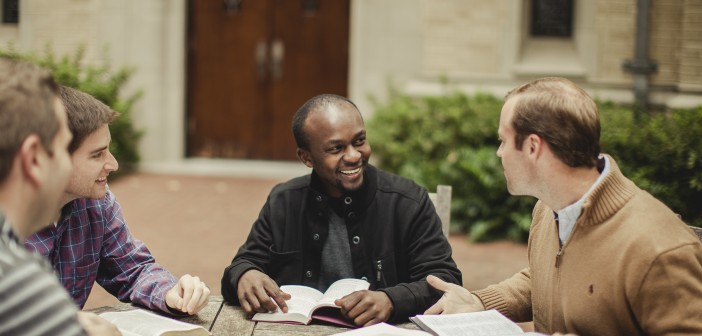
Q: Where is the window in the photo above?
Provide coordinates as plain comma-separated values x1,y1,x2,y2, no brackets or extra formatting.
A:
514,0,587,78
531,0,573,37
2,0,19,24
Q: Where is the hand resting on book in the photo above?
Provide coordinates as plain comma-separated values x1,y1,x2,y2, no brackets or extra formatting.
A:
238,269,292,314
165,274,211,315
424,275,485,315
335,289,393,327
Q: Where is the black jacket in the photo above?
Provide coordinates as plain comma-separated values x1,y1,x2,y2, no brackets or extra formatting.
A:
221,164,462,321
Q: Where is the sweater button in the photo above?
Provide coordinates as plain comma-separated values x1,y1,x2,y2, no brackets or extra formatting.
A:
315,196,322,202
313,233,320,241
347,212,355,219
344,196,352,205
352,236,360,244
305,271,313,278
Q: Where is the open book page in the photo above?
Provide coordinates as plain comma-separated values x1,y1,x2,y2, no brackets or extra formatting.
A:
317,278,371,307
310,278,370,327
252,285,324,323
252,278,370,325
99,309,208,336
332,322,431,335
410,310,524,336
281,285,325,316
116,331,142,336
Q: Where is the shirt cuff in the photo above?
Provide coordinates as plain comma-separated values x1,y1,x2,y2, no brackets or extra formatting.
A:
473,287,510,317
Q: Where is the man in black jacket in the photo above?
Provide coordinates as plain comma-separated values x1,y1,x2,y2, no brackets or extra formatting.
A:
221,94,461,326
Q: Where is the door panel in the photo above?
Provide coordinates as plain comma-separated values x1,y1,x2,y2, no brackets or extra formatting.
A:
270,0,350,160
187,0,349,160
187,0,272,159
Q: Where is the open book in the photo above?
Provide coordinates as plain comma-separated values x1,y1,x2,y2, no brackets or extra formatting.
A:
99,309,209,336
411,310,544,336
253,278,369,327
333,322,431,335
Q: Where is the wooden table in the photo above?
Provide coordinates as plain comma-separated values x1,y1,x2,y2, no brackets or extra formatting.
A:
91,296,423,335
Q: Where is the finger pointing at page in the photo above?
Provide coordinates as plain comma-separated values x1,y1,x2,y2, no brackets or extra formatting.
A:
238,269,291,314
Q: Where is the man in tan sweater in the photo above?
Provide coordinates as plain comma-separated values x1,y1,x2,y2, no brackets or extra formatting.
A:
425,77,702,335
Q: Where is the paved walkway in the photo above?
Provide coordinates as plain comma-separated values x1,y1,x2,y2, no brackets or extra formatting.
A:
83,162,529,316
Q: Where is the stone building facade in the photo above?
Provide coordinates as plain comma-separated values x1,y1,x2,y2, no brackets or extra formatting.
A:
2,0,699,163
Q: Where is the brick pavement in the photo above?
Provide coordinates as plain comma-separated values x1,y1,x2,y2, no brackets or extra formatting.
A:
83,172,529,314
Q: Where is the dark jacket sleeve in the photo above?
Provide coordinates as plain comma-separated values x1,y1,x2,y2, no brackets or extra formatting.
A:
221,197,274,304
379,190,462,321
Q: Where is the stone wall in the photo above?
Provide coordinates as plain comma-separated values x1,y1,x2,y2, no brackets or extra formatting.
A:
7,0,186,163
678,0,702,90
5,0,700,163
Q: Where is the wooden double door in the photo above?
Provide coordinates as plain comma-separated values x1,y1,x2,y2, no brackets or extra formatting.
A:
187,0,350,160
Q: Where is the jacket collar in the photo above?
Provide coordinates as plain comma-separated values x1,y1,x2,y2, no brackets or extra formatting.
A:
579,154,638,226
309,164,378,216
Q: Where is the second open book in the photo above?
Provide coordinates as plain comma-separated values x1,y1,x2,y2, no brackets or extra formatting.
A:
98,309,208,336
252,278,369,327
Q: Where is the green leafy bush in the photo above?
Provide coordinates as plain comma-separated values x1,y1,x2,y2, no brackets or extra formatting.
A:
600,103,702,227
368,89,534,242
369,89,702,242
0,46,143,176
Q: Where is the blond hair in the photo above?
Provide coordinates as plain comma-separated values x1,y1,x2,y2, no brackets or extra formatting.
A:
506,77,600,168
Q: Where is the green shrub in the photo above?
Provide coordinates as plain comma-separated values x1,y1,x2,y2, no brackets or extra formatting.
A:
600,103,702,227
368,89,535,242
369,89,702,242
0,46,143,177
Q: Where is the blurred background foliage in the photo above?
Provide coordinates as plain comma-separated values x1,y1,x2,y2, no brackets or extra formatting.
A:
0,46,143,177
368,87,702,242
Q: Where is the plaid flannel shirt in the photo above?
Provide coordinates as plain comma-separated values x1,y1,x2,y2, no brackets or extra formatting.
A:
24,188,178,313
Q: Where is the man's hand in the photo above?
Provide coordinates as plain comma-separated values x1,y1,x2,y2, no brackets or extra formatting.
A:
77,311,121,336
334,290,393,327
424,274,485,314
165,274,211,314
237,269,291,314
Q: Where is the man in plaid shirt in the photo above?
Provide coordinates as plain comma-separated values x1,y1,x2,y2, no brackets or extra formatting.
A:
1,57,119,335
25,86,210,315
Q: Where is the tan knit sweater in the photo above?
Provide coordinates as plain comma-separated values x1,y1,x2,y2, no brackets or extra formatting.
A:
474,155,702,335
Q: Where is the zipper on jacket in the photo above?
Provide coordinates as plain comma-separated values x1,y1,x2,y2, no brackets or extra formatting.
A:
376,259,388,288
555,248,563,268
376,259,382,282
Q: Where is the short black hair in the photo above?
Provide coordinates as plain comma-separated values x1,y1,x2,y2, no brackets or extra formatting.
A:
291,94,358,150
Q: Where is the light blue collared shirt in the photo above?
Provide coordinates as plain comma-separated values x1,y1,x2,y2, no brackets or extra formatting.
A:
556,155,611,245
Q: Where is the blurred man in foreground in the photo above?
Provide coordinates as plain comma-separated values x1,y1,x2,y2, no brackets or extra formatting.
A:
0,57,118,335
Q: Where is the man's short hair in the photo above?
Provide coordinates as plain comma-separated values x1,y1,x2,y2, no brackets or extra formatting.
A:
506,77,600,168
58,86,118,154
292,94,359,150
0,57,60,182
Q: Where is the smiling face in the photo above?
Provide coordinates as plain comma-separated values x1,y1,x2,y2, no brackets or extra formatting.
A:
297,102,371,198
63,123,119,203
